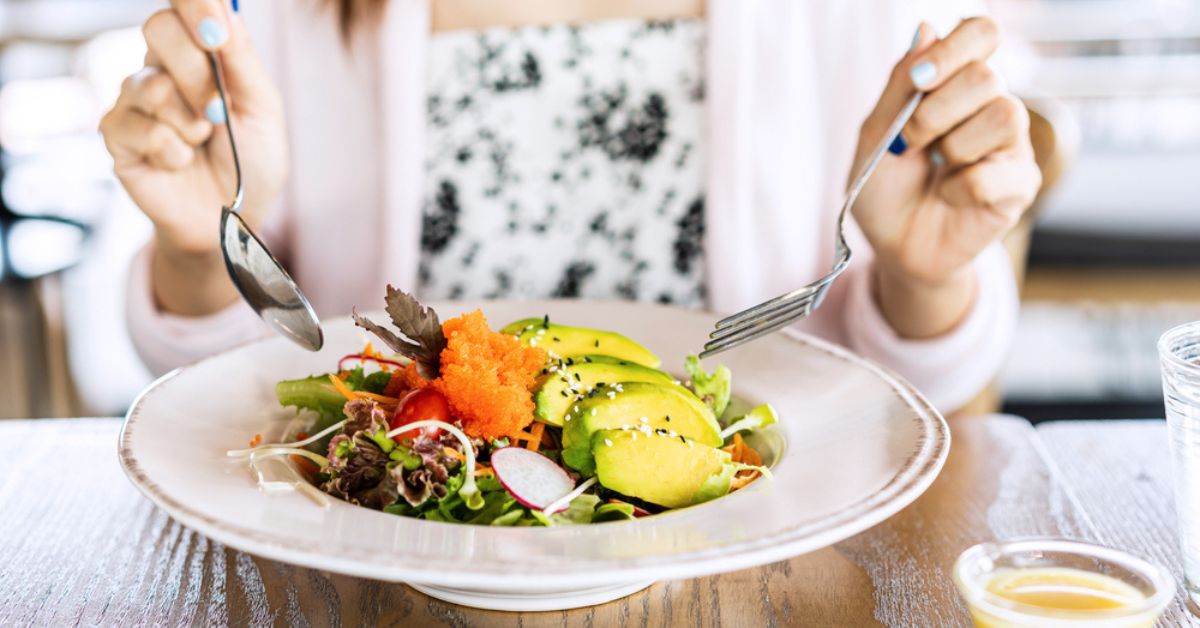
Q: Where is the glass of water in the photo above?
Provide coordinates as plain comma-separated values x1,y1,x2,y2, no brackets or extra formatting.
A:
1160,321,1200,605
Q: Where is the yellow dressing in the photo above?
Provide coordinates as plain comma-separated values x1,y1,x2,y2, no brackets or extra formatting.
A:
967,567,1158,627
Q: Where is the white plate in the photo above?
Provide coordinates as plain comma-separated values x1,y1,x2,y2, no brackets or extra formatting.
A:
118,300,949,612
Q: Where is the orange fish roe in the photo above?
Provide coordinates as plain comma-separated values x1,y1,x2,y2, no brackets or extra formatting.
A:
431,310,547,440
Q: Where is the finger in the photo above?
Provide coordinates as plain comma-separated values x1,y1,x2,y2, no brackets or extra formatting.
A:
860,22,933,156
908,16,1001,92
100,107,195,171
167,0,233,51
143,9,220,119
938,154,1042,216
937,96,1029,168
902,60,1005,152
122,66,214,146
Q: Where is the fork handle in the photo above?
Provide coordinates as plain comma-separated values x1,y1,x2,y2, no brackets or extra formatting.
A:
842,92,923,224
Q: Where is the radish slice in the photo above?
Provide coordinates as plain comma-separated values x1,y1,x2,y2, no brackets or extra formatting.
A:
490,447,577,512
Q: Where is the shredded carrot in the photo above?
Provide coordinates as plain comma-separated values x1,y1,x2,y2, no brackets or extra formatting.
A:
337,371,351,381
524,422,546,451
290,454,319,477
356,391,400,404
296,431,309,440
328,373,359,401
442,447,466,463
723,433,764,491
474,465,494,477
540,425,556,448
729,474,757,490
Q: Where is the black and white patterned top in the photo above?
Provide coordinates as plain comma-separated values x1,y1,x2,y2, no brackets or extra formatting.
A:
419,18,707,307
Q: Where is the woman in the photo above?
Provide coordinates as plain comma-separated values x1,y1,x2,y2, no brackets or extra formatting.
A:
101,0,1039,412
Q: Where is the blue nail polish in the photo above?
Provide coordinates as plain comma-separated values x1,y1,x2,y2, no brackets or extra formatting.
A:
911,62,937,88
930,149,945,167
232,0,239,12
910,26,921,51
197,17,228,48
205,96,226,124
887,134,908,156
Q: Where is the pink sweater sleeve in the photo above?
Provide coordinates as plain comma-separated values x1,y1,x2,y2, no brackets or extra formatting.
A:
840,242,1018,412
125,244,270,375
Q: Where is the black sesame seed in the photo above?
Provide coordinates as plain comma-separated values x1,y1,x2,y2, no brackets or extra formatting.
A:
552,336,561,342
574,373,582,381
665,415,671,422
583,356,592,363
679,435,687,444
594,340,600,348
543,314,550,328
561,391,568,397
596,382,605,387
566,358,574,366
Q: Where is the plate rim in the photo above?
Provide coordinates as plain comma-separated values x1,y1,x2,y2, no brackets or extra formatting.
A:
118,304,949,588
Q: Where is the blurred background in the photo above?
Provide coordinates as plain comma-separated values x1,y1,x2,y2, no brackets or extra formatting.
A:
1,0,1198,420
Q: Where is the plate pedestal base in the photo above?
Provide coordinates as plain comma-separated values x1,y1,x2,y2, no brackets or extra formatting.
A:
408,580,655,612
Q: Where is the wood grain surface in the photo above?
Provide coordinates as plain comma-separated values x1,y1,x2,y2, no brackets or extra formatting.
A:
0,416,1194,626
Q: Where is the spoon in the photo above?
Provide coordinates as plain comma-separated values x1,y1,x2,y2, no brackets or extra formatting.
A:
209,52,323,351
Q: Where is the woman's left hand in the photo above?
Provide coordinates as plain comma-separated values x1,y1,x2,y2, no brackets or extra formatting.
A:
851,17,1041,338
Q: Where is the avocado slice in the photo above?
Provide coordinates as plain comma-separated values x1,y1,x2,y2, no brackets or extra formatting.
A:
592,429,736,508
561,382,721,475
533,356,677,426
501,318,661,368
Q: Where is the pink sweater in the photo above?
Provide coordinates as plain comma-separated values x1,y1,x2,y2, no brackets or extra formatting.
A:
127,0,1014,413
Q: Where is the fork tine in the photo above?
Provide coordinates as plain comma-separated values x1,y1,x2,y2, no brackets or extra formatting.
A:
711,286,819,338
707,288,821,345
716,285,817,329
709,295,813,342
701,303,812,358
716,253,852,330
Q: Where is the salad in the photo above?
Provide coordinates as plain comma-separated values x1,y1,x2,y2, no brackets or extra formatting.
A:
228,287,776,526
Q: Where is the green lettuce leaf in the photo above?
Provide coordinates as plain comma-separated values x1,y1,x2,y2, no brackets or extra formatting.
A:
719,404,779,441
685,355,731,417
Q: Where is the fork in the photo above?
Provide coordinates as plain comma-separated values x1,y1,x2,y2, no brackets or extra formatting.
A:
700,92,923,359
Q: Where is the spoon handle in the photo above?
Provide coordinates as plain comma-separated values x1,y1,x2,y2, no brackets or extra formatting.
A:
208,52,244,213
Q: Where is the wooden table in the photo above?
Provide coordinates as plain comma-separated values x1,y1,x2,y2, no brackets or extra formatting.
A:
2,416,1196,626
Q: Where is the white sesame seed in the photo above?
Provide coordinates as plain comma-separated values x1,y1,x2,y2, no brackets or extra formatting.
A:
632,432,638,440
536,329,546,336
686,440,694,448
591,408,598,416
668,430,678,438
673,379,681,385
604,439,614,447
638,416,648,423
607,392,616,399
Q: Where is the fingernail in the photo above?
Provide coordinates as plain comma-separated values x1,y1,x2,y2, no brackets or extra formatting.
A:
197,17,228,48
930,148,945,167
910,26,922,51
911,62,937,88
887,134,908,156
205,96,226,124
231,0,239,12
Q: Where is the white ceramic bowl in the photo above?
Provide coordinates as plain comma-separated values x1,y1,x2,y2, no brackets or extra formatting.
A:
118,300,949,611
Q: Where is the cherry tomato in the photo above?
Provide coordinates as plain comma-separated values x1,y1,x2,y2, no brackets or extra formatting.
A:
390,388,450,442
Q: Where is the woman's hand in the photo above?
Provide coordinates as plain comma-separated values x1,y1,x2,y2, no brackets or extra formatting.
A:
851,18,1041,338
100,0,287,315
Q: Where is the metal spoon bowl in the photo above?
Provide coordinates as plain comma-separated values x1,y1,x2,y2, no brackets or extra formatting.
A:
210,52,323,351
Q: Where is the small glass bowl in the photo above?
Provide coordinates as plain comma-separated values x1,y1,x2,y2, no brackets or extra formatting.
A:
953,539,1175,627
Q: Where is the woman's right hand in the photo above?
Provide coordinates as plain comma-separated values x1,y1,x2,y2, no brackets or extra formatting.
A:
101,0,287,313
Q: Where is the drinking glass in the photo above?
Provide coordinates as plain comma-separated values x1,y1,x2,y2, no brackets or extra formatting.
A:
1160,321,1200,606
